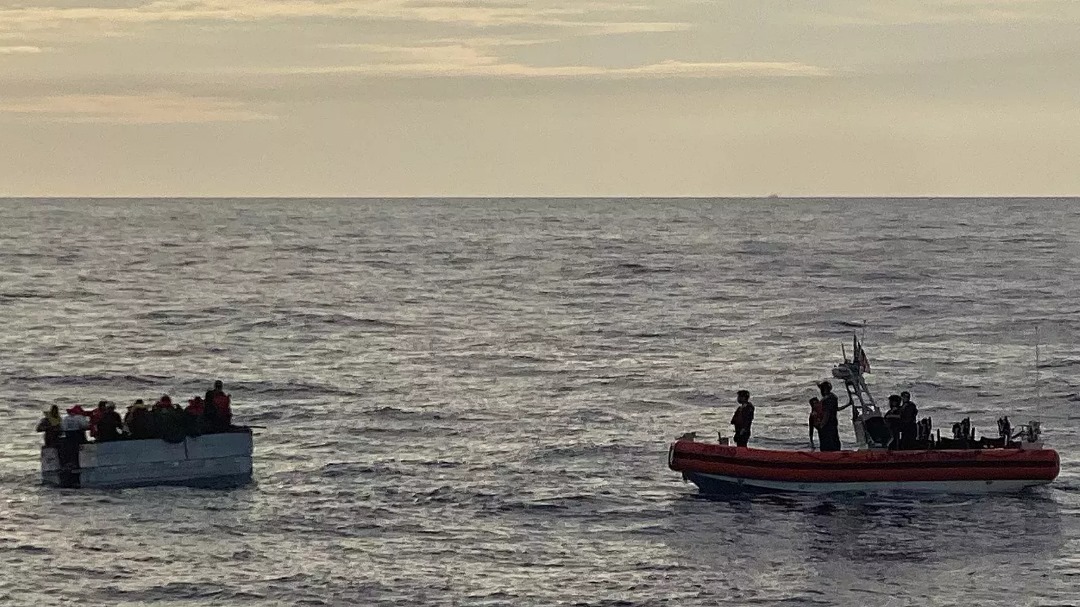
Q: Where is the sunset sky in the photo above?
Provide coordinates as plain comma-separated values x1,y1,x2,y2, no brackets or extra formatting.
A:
2,0,1079,197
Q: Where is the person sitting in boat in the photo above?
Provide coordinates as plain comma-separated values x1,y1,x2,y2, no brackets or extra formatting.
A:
153,395,175,411
817,381,843,452
203,380,233,433
96,403,124,442
884,394,903,449
730,390,754,448
808,397,823,449
899,391,918,449
125,399,153,440
35,405,63,447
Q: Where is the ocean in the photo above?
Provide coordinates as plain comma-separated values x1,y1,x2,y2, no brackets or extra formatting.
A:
0,197,1077,606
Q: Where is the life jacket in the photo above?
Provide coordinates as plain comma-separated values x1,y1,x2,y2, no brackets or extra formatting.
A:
89,408,106,437
212,392,231,417
186,397,205,416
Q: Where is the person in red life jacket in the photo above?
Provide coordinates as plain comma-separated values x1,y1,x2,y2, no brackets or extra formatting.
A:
203,380,232,432
88,401,108,440
730,389,754,448
185,396,205,417
808,397,823,449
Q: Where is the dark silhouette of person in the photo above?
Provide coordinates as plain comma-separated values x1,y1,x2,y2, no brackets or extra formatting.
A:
817,381,842,452
730,389,755,447
884,394,902,449
97,403,124,442
808,397,822,449
203,380,233,432
899,391,919,449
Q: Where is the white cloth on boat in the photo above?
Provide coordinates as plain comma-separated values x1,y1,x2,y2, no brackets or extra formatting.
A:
61,415,89,432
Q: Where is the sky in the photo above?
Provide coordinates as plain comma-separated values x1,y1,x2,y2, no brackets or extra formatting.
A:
1,0,1079,197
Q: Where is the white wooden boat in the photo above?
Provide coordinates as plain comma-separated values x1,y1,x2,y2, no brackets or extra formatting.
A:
41,431,254,489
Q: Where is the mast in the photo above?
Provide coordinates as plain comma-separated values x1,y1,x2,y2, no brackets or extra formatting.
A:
830,334,882,448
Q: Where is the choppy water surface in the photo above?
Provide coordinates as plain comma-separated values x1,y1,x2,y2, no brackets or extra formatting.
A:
1,198,1078,606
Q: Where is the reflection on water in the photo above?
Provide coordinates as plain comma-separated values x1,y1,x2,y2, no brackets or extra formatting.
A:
662,490,1068,606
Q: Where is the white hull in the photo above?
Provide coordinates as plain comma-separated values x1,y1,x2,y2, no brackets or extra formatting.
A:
688,472,1052,495
41,433,253,489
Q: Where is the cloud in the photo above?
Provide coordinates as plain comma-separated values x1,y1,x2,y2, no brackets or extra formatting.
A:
0,0,688,32
0,45,46,54
304,37,831,80
794,0,1080,26
0,92,274,124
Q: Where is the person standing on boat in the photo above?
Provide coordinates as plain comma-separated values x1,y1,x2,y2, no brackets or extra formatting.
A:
884,395,903,449
817,381,842,452
899,391,918,449
35,405,63,447
730,390,754,448
808,397,823,449
203,380,233,433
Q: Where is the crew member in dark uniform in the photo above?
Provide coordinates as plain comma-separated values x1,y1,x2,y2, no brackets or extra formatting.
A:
817,381,842,452
730,389,755,448
899,391,918,449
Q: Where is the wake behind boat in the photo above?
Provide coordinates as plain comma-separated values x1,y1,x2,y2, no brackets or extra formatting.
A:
668,337,1060,495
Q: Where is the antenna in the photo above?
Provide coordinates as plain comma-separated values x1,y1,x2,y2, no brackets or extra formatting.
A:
1035,324,1041,402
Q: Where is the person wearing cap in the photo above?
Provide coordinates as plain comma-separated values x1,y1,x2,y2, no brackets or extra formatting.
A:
60,405,90,447
817,381,842,451
730,390,755,448
57,406,90,469
35,405,63,447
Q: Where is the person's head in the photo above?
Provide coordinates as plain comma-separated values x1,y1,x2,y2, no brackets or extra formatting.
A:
48,405,59,416
98,400,108,410
818,381,832,395
736,390,750,404
809,397,820,406
214,380,223,390
107,403,116,411
888,394,901,408
901,391,911,403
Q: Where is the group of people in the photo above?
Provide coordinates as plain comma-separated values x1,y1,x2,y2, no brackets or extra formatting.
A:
36,380,235,447
728,382,919,452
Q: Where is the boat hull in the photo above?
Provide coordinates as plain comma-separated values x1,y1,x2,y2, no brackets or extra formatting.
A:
670,440,1059,495
41,432,254,489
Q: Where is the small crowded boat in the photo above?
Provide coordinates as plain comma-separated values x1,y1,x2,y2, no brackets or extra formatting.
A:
41,431,254,489
36,382,254,489
668,337,1060,495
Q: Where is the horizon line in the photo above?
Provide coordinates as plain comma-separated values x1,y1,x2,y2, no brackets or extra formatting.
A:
2,195,1079,200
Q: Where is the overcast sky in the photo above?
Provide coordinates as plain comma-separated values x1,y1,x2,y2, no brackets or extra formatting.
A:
1,0,1079,197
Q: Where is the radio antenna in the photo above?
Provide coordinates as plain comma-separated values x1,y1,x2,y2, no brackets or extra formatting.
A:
1035,324,1041,402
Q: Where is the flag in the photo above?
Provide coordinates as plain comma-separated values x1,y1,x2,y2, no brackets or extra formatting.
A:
853,336,870,373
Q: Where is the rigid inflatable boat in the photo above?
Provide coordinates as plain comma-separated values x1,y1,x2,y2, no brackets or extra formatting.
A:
669,337,1060,495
